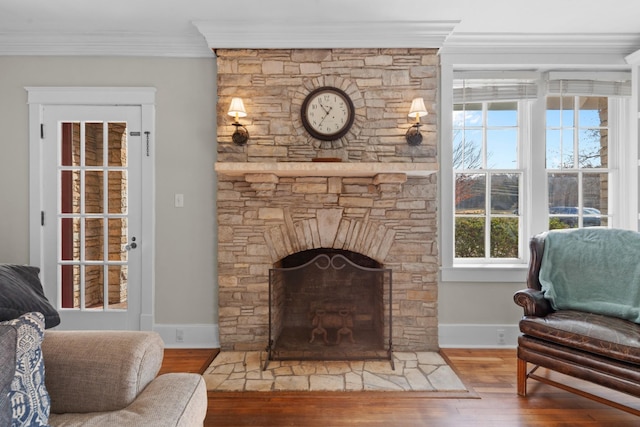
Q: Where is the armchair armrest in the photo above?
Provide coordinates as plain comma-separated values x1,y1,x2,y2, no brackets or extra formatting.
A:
42,330,164,414
514,288,553,317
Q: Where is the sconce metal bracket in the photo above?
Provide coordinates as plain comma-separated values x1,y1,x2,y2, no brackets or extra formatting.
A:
405,124,423,146
232,123,249,145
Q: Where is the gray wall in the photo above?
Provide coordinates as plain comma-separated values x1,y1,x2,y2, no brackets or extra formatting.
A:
0,56,217,326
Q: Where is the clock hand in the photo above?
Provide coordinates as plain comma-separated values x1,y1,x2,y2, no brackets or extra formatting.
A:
318,106,333,126
318,99,330,114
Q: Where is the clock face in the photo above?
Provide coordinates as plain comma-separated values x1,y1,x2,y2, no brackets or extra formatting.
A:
301,87,355,141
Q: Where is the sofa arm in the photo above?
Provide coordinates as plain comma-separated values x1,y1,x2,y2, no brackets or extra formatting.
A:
514,288,553,317
42,330,164,414
48,373,208,427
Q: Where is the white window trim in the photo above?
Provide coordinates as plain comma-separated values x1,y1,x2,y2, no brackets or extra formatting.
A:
440,63,636,283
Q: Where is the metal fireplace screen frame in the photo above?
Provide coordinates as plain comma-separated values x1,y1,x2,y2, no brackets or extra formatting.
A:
265,253,393,370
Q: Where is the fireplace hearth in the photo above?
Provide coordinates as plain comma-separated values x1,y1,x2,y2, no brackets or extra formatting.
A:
265,249,393,369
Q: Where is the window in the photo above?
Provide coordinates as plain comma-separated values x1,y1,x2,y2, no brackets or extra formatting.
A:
452,77,536,263
443,72,631,280
546,92,610,229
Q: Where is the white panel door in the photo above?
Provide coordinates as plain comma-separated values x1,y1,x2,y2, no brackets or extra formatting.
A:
40,105,142,330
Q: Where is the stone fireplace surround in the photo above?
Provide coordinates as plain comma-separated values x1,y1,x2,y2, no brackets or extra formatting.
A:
216,48,439,353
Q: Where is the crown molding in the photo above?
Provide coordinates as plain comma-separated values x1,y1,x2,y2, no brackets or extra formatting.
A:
192,20,460,49
0,31,214,57
441,33,640,56
626,48,640,64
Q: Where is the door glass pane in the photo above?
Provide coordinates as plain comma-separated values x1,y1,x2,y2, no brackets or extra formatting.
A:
84,218,104,261
85,170,104,214
85,265,103,309
109,218,128,261
108,122,127,167
61,123,80,167
108,265,128,309
85,122,103,167
61,218,80,261
108,171,127,214
60,264,80,309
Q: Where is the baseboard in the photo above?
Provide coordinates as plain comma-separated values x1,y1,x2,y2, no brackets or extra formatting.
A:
438,323,519,348
154,323,220,349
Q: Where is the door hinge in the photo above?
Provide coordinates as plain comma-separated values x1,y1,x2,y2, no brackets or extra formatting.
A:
144,131,151,157
41,211,45,226
40,124,45,139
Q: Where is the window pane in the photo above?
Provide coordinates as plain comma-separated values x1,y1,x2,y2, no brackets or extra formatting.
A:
546,129,561,169
491,173,519,214
462,104,482,127
578,129,604,168
455,217,485,258
490,217,518,258
456,173,485,214
548,173,579,208
583,173,607,213
487,101,517,126
579,96,606,128
453,130,483,169
487,129,517,169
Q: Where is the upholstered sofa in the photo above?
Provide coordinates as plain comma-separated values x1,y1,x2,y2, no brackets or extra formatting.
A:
0,264,208,426
514,228,640,416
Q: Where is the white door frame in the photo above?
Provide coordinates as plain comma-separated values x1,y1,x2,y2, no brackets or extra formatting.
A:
26,87,156,331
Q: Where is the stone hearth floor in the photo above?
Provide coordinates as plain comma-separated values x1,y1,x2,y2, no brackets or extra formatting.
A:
203,351,468,392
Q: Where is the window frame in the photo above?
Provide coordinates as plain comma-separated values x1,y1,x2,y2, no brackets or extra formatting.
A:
440,67,634,283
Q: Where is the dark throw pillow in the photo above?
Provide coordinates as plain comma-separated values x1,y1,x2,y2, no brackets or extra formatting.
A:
0,264,60,329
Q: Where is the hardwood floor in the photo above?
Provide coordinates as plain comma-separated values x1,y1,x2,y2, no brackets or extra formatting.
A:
161,348,640,426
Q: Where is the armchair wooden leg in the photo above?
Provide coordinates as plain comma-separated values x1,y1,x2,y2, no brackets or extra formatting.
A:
517,357,527,396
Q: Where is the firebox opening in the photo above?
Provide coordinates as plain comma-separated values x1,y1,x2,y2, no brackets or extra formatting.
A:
266,248,393,366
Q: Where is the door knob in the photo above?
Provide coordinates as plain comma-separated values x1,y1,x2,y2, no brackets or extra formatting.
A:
125,237,138,251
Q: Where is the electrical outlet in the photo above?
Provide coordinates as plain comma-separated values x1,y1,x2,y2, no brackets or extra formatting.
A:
497,328,506,345
176,328,184,343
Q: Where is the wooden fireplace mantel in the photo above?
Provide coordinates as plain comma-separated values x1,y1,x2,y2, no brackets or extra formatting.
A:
214,162,438,178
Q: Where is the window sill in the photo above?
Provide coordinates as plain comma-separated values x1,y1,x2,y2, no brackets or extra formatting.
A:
440,265,528,283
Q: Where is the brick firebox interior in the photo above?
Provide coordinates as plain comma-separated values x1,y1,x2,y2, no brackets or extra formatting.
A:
215,48,439,353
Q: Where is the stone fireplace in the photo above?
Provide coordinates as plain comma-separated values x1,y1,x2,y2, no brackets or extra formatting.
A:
215,48,439,353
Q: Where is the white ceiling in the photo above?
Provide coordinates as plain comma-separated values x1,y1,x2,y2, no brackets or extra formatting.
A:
1,0,639,56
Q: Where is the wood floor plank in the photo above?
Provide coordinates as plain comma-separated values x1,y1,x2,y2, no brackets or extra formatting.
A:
161,348,640,426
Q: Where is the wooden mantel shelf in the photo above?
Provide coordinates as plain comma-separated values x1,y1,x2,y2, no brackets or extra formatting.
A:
215,162,438,178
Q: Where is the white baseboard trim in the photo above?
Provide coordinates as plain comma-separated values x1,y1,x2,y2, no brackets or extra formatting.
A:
154,323,219,349
439,323,519,348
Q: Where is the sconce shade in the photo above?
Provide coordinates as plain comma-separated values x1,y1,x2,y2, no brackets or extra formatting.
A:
408,97,428,120
406,97,428,146
227,97,247,119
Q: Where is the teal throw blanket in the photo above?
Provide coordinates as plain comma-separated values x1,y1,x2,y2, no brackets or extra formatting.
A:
539,228,640,324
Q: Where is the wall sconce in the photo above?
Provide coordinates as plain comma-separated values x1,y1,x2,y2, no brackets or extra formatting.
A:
405,97,428,146
227,97,249,145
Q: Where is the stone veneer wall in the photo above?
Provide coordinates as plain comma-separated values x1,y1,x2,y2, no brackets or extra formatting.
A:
216,48,440,351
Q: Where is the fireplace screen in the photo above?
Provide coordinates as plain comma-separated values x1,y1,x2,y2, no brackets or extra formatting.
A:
265,251,393,369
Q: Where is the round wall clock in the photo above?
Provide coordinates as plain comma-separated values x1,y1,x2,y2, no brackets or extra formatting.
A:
301,87,355,141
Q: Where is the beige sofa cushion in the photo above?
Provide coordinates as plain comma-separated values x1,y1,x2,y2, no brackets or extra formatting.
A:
42,331,163,414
